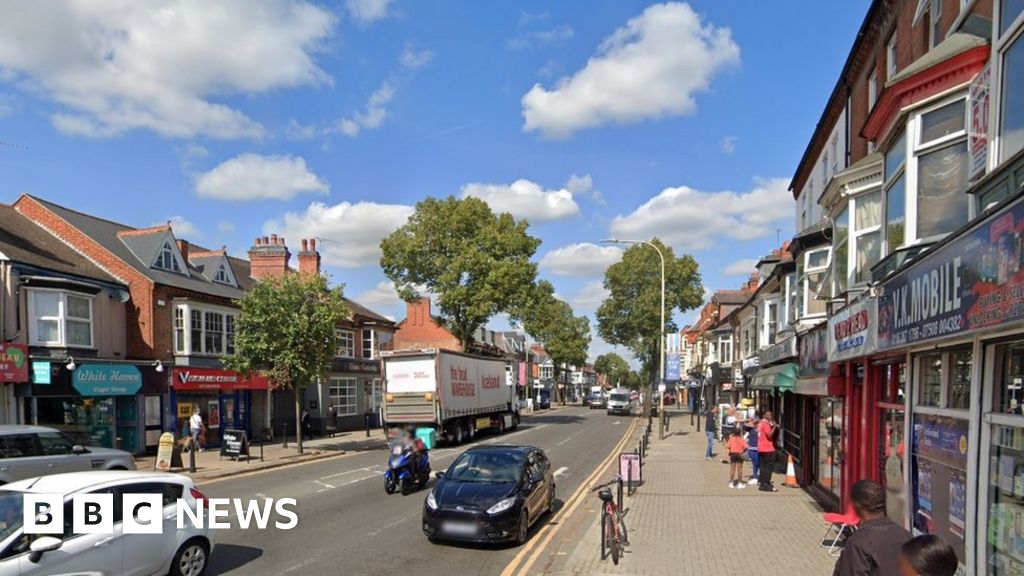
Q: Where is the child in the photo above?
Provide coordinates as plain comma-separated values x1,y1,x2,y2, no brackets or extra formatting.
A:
726,428,749,489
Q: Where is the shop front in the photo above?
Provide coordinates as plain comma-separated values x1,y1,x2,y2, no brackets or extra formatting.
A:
22,361,166,454
873,191,1024,575
792,323,838,504
170,367,269,447
302,358,383,434
0,343,29,425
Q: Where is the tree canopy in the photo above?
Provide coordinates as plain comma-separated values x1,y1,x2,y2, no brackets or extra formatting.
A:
594,352,630,387
380,195,541,351
517,281,590,403
596,238,703,380
224,272,348,453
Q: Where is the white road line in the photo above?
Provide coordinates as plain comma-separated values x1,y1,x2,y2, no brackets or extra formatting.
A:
555,436,574,447
553,466,569,478
367,516,411,537
320,465,382,480
613,421,621,425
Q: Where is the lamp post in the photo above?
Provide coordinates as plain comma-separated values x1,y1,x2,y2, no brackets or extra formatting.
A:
602,238,666,438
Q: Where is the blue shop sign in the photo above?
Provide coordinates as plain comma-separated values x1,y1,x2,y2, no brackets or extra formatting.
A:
72,364,142,396
666,353,681,382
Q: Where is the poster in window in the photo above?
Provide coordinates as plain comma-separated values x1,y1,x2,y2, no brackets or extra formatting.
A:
949,470,966,538
208,400,220,429
144,396,161,427
918,459,933,514
999,454,1016,493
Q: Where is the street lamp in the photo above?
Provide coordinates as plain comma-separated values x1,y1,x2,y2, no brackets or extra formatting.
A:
602,237,667,438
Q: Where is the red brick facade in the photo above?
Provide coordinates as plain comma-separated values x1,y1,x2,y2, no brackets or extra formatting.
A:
393,298,461,351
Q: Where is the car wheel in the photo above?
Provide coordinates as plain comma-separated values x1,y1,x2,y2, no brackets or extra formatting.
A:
385,477,397,494
108,466,128,471
515,510,530,545
497,416,506,434
170,538,209,576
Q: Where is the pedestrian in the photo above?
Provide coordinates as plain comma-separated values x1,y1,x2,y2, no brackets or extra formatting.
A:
833,479,912,576
898,534,959,576
301,409,312,440
705,405,719,461
757,410,778,491
746,416,760,485
189,407,204,452
726,428,749,489
327,405,338,437
724,405,738,438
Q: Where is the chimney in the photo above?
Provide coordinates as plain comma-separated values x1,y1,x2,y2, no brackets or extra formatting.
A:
746,273,759,292
248,234,291,280
407,298,430,326
298,237,321,277
176,239,189,263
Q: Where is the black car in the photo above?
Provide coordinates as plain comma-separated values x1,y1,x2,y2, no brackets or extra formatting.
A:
423,445,555,545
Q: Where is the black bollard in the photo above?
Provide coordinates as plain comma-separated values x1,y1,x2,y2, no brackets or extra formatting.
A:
365,413,371,438
189,442,196,474
618,472,624,508
283,421,288,449
260,439,264,462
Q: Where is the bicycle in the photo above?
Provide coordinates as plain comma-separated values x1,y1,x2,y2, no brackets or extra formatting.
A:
590,476,629,565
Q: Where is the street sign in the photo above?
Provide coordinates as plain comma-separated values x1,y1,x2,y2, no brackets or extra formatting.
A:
619,452,642,484
221,429,248,459
658,383,666,393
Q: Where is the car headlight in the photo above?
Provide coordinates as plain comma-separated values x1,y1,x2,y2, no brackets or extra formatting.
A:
426,490,438,511
486,496,516,515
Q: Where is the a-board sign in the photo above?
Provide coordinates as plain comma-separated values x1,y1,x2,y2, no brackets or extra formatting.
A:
221,429,248,459
619,452,642,484
155,432,175,471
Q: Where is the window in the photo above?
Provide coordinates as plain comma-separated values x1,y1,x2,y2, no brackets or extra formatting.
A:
213,264,231,284
822,153,830,186
176,303,237,356
361,329,376,359
885,131,908,252
1000,0,1024,36
335,330,354,358
854,191,883,283
786,274,799,324
0,434,39,458
868,68,878,111
153,241,182,273
766,301,779,343
887,31,899,79
804,248,829,315
918,353,944,407
833,206,850,295
916,99,968,239
998,9,1024,161
717,335,733,365
37,431,75,455
28,290,93,348
915,347,973,409
329,377,357,416
930,0,943,48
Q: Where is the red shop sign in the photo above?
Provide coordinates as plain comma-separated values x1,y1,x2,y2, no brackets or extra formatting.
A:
0,343,29,383
171,367,269,391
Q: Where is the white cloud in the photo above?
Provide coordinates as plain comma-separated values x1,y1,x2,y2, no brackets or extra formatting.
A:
265,201,414,267
400,43,434,69
0,1,334,139
195,154,329,201
354,280,404,310
285,118,319,140
540,243,622,277
610,177,792,251
507,25,574,50
721,135,737,154
566,174,592,194
723,258,758,276
461,178,581,222
338,82,395,138
0,94,15,118
571,281,609,311
521,2,739,139
346,0,395,24
217,220,236,233
161,216,203,240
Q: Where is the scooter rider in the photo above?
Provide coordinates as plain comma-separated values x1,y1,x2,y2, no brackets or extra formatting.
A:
406,428,426,472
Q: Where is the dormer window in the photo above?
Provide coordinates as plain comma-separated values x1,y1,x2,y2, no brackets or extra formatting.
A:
154,241,182,273
213,264,231,284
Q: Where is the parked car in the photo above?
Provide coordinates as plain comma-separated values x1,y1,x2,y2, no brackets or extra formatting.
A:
423,445,555,545
0,426,136,485
588,394,606,409
0,470,214,576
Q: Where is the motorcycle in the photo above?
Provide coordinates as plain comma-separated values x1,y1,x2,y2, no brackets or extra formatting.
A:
384,438,431,495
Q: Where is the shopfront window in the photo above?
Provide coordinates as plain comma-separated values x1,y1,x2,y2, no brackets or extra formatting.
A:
993,340,1024,415
985,339,1024,574
910,413,969,564
919,353,944,407
916,347,973,410
819,398,844,499
329,377,357,416
880,407,906,525
35,397,115,448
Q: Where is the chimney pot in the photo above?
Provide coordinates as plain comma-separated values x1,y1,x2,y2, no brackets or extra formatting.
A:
254,237,261,246
262,236,269,245
280,236,285,248
310,238,316,252
301,238,308,252
271,233,278,245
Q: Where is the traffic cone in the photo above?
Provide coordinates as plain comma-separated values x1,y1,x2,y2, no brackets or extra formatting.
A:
784,454,799,488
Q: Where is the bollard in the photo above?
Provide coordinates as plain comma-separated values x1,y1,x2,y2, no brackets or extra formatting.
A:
365,413,371,438
283,421,288,449
618,472,624,508
188,442,196,474
659,410,665,440
638,443,643,471
260,439,264,462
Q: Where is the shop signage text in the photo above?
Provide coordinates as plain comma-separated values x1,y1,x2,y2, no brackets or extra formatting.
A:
32,361,51,385
969,62,990,181
73,364,142,396
0,343,28,382
878,196,1024,350
799,325,829,378
172,368,269,391
759,335,796,366
335,359,381,374
828,299,878,362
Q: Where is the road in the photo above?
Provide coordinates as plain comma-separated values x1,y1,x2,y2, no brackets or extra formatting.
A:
202,407,632,576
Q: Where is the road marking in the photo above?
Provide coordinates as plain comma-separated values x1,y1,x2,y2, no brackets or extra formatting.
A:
320,465,382,481
367,516,410,537
553,466,569,478
613,421,621,425
314,479,336,492
500,415,640,576
555,436,574,447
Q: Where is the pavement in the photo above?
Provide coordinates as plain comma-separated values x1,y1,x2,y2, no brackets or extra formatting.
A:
527,410,840,576
200,405,629,576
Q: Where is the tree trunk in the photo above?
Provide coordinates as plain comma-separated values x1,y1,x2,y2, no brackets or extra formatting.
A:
294,385,303,455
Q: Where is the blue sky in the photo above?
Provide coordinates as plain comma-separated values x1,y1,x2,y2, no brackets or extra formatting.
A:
0,0,868,362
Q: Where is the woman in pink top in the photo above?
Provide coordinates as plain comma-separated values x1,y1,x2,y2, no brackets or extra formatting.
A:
757,410,778,492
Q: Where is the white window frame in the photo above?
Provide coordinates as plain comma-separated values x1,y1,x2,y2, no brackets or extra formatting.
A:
335,329,355,359
328,377,358,416
993,0,1024,163
741,316,757,357
887,31,899,80
883,130,908,255
930,0,943,48
802,247,831,317
909,95,970,244
27,289,94,348
785,273,799,325
764,300,779,345
153,240,183,273
173,302,237,357
213,264,231,285
361,329,376,360
868,67,878,111
846,188,884,287
717,335,733,365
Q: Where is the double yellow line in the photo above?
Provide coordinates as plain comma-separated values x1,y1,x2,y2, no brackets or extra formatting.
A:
500,415,641,576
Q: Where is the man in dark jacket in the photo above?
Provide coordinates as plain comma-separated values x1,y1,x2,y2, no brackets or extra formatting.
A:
705,406,718,460
834,479,911,576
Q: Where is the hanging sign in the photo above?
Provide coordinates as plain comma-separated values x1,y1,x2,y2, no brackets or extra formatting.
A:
73,364,142,396
0,344,28,382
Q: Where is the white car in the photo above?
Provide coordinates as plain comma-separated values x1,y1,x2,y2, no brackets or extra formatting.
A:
0,471,215,576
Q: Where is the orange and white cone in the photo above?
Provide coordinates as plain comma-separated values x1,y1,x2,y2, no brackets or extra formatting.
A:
784,454,799,488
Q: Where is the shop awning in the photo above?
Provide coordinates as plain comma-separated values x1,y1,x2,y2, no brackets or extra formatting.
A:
749,363,798,391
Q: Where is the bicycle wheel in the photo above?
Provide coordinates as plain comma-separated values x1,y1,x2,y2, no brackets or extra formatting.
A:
618,514,630,546
610,531,620,565
600,510,609,560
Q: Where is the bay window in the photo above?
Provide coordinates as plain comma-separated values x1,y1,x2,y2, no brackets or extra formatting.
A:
28,290,93,348
833,206,850,294
765,301,779,344
803,248,829,316
915,99,969,239
998,0,1024,161
854,190,882,283
174,303,237,356
786,274,799,324
336,330,355,358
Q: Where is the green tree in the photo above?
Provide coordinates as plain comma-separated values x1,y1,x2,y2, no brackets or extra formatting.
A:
596,238,703,382
518,282,590,404
224,273,348,454
380,196,541,351
594,352,630,388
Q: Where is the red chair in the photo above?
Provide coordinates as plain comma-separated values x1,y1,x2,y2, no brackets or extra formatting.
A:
820,506,860,556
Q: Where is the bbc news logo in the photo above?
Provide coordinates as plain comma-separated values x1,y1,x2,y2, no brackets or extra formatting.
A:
23,495,298,535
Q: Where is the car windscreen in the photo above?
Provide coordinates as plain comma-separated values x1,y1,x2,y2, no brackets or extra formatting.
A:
610,394,629,402
0,491,24,541
447,450,525,484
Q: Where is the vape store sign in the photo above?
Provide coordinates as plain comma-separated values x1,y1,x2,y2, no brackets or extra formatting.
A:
828,298,877,362
878,195,1024,350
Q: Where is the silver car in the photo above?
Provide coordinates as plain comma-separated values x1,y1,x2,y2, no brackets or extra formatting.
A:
0,425,135,484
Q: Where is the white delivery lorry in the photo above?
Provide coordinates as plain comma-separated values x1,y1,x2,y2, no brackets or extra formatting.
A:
382,349,520,444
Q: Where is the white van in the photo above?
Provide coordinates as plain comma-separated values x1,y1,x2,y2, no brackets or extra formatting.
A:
606,388,632,415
